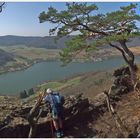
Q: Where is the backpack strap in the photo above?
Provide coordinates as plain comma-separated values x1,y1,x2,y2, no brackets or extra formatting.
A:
48,93,55,108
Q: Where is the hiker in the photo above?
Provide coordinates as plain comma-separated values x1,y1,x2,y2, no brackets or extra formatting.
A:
42,88,64,138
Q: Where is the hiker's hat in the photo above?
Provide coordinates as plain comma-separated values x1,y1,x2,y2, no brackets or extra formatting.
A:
47,88,52,94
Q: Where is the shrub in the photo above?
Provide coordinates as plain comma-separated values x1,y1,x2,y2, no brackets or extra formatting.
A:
19,90,28,99
28,88,35,96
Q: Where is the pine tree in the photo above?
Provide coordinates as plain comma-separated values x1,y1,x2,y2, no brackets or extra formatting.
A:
39,3,140,85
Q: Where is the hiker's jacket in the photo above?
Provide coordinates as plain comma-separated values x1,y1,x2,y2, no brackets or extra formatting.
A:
43,92,64,118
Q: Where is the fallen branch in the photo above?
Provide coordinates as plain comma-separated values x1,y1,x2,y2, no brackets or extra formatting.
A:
104,89,130,137
134,76,140,98
27,101,42,138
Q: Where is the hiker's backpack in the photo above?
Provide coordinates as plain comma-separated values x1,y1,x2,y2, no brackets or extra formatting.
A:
49,92,64,109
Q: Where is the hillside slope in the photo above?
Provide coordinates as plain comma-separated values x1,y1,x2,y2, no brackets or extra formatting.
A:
0,49,15,65
0,35,73,49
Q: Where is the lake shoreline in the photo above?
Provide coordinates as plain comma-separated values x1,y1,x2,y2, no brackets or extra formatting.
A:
0,59,59,75
0,70,105,97
0,54,120,75
0,44,140,75
0,70,110,98
0,56,124,95
0,54,140,95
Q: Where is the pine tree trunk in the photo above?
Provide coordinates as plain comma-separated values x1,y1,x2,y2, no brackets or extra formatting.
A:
119,40,136,86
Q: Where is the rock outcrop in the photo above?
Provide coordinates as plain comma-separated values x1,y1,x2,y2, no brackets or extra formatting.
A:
0,93,96,138
110,66,134,99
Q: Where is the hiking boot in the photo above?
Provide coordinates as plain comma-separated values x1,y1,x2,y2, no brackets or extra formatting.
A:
60,131,64,137
56,131,61,138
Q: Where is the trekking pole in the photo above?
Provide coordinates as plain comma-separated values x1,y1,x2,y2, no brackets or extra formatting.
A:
48,110,54,138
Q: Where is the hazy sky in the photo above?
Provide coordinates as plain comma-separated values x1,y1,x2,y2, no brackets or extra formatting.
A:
0,2,140,37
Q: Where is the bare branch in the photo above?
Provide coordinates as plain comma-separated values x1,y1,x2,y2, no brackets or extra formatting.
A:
104,90,130,137
0,2,5,13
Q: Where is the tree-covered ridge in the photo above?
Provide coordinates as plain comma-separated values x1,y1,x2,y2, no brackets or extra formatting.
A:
0,35,73,49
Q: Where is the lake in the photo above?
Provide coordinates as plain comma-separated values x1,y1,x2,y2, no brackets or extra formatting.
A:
0,57,140,95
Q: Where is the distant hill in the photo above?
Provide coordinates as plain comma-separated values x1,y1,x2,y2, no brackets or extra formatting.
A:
0,35,73,49
0,35,139,49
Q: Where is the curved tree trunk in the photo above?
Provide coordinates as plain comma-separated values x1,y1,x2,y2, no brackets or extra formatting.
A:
119,40,136,86
109,41,136,87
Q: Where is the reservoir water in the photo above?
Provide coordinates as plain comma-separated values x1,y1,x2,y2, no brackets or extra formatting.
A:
0,57,140,95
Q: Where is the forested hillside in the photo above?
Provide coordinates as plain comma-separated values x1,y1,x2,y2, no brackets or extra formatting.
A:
0,35,139,49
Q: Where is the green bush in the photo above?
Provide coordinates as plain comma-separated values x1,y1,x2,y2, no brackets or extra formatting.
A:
28,88,35,96
19,90,28,99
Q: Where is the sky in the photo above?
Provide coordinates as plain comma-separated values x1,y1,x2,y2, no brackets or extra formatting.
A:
0,2,140,37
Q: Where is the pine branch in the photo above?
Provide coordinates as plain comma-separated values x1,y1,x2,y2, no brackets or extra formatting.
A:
0,2,5,13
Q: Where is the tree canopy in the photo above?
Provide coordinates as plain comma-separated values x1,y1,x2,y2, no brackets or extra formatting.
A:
39,3,140,64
